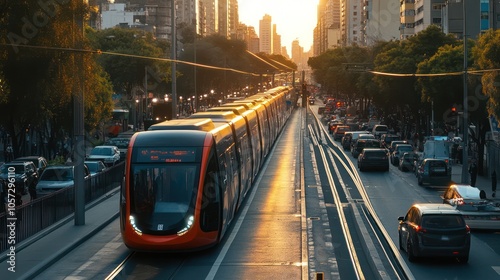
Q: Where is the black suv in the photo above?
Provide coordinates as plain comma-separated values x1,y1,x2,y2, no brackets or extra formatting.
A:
0,161,38,195
398,203,470,263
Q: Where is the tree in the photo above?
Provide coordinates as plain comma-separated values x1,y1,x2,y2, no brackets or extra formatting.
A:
473,29,500,122
0,1,113,158
87,27,170,99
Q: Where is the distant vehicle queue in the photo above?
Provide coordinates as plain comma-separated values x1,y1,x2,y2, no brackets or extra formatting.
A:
121,86,294,252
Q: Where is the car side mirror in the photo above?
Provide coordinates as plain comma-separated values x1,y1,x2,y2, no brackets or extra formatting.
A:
398,216,404,221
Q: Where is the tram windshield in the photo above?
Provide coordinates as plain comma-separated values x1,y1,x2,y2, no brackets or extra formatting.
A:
130,164,199,234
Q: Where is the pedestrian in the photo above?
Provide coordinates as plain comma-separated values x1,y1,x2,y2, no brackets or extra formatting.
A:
29,181,37,201
5,144,13,162
492,170,497,198
469,160,478,187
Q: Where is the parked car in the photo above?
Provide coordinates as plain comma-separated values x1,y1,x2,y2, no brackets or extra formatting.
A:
416,158,452,186
0,161,38,195
331,125,348,141
36,165,90,195
85,161,107,176
390,144,413,165
357,148,389,172
372,124,389,138
351,139,381,158
380,134,401,149
442,184,500,230
398,203,470,263
14,156,48,174
86,145,120,166
398,152,419,172
104,138,130,161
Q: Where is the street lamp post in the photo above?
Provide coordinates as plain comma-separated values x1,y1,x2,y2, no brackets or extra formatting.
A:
461,0,469,184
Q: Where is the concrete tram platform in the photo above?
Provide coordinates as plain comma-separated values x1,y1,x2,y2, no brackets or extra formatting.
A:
0,189,120,280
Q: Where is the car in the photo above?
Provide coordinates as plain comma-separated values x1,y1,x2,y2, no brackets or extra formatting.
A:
442,184,500,230
398,152,419,172
351,139,381,158
333,125,350,141
357,148,389,172
388,140,408,153
380,134,401,149
390,143,413,165
86,145,120,166
104,138,130,161
398,203,470,263
308,96,315,104
416,158,452,186
349,131,373,150
341,132,354,150
36,165,90,195
85,160,107,176
13,156,48,174
328,120,343,134
372,124,389,138
0,161,38,195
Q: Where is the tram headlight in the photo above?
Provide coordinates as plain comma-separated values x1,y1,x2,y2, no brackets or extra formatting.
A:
129,215,142,235
177,215,194,236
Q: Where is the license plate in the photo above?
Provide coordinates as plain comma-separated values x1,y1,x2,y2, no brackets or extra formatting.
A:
441,235,449,241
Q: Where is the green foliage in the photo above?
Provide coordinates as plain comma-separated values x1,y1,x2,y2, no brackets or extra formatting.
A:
88,28,170,98
473,29,500,121
0,1,114,152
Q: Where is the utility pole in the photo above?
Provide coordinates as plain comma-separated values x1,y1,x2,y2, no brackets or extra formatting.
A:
74,0,85,225
461,0,469,184
171,0,177,119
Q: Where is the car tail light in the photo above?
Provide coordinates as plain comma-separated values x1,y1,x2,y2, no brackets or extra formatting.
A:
465,225,470,233
414,225,427,233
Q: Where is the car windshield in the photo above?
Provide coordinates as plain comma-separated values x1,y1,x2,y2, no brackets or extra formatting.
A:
86,162,100,172
0,164,25,174
106,139,129,149
365,151,386,159
398,146,413,152
91,148,113,156
41,168,73,181
422,214,465,229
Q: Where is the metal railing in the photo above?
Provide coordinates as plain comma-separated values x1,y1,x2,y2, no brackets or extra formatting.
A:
0,162,124,253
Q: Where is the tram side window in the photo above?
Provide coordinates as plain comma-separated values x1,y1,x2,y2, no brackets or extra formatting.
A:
200,153,220,232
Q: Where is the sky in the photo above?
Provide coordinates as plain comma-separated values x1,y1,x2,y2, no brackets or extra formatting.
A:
238,0,319,53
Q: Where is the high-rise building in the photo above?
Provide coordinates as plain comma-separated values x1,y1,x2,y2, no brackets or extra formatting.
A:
259,14,273,54
362,0,400,45
247,26,260,53
273,24,282,55
341,0,363,45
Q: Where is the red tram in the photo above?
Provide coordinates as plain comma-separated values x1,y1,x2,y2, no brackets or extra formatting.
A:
120,86,293,251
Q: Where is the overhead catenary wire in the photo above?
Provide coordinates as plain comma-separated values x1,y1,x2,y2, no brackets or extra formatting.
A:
3,42,500,78
0,43,276,77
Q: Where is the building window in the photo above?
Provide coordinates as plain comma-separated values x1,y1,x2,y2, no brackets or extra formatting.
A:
432,18,441,24
481,12,488,20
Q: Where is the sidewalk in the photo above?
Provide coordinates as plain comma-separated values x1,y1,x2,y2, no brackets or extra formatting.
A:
451,163,499,201
0,189,119,280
